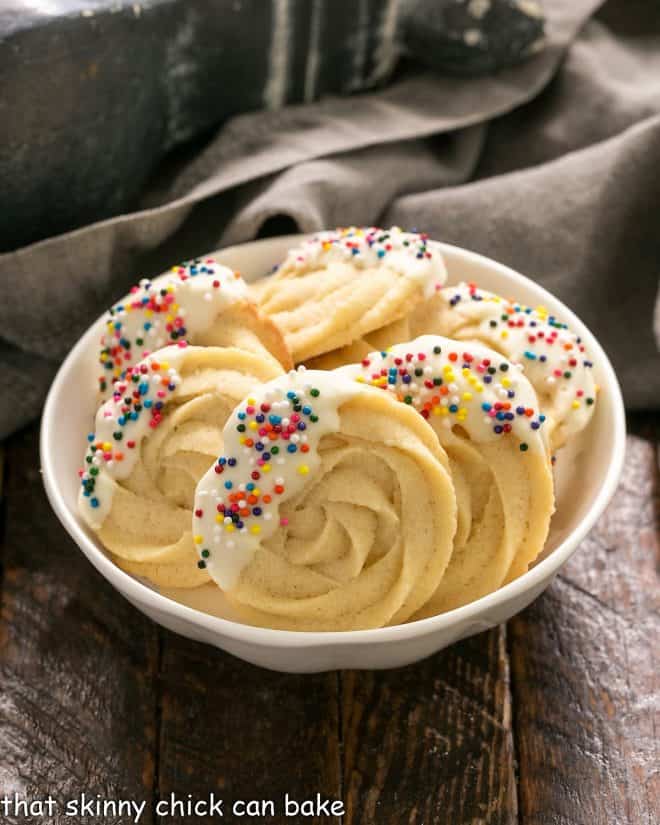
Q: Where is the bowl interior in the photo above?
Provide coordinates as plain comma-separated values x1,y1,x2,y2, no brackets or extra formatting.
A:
42,236,624,631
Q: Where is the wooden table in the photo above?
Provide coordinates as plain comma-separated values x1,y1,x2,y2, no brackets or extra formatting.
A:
0,416,657,824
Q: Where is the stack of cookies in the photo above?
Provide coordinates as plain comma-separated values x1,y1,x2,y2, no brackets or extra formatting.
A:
78,228,597,631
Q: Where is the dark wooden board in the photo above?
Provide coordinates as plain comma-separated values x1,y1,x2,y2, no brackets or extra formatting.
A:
0,425,160,823
0,415,657,824
341,628,517,825
156,633,342,823
509,417,659,825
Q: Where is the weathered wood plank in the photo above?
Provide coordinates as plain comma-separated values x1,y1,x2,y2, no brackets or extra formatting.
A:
1,413,656,825
0,425,159,823
157,632,342,823
341,627,517,825
510,415,659,825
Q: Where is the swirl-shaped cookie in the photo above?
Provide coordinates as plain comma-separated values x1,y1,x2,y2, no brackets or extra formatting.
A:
97,257,292,397
345,335,554,615
416,283,597,449
192,368,457,631
79,344,283,587
254,227,447,364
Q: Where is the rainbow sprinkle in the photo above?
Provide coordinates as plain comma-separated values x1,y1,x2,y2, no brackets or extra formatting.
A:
192,368,364,589
352,336,547,451
276,226,447,297
80,345,187,518
97,258,246,394
440,283,597,426
194,384,322,569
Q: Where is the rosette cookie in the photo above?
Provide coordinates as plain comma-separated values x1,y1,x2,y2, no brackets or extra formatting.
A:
192,368,457,631
418,283,597,449
254,227,447,365
79,344,283,587
347,335,554,615
97,257,291,397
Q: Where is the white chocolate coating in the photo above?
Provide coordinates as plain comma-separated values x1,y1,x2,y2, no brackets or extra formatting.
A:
98,258,248,394
192,368,367,589
80,344,191,528
341,335,549,453
434,283,597,446
277,226,447,299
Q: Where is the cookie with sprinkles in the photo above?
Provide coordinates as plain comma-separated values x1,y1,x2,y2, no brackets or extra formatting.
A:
79,344,283,587
342,335,555,615
97,257,292,397
419,282,598,449
254,227,447,364
192,366,457,631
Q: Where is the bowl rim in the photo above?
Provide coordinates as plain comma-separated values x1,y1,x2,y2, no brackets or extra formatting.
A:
40,236,627,648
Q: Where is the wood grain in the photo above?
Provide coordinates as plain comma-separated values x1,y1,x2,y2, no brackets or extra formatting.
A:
341,627,517,825
510,417,659,825
156,633,342,823
0,416,657,825
0,426,160,824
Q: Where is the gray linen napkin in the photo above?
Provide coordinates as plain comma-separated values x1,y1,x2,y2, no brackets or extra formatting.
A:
1,0,658,439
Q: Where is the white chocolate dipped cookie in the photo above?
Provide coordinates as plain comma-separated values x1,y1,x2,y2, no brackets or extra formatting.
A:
79,344,283,587
343,335,555,615
97,257,292,397
254,227,447,364
416,282,597,450
192,368,457,631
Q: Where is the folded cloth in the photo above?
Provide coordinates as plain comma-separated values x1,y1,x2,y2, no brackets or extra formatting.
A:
1,0,658,440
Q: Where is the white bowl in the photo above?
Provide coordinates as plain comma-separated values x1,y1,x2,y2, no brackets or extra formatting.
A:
41,235,626,673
